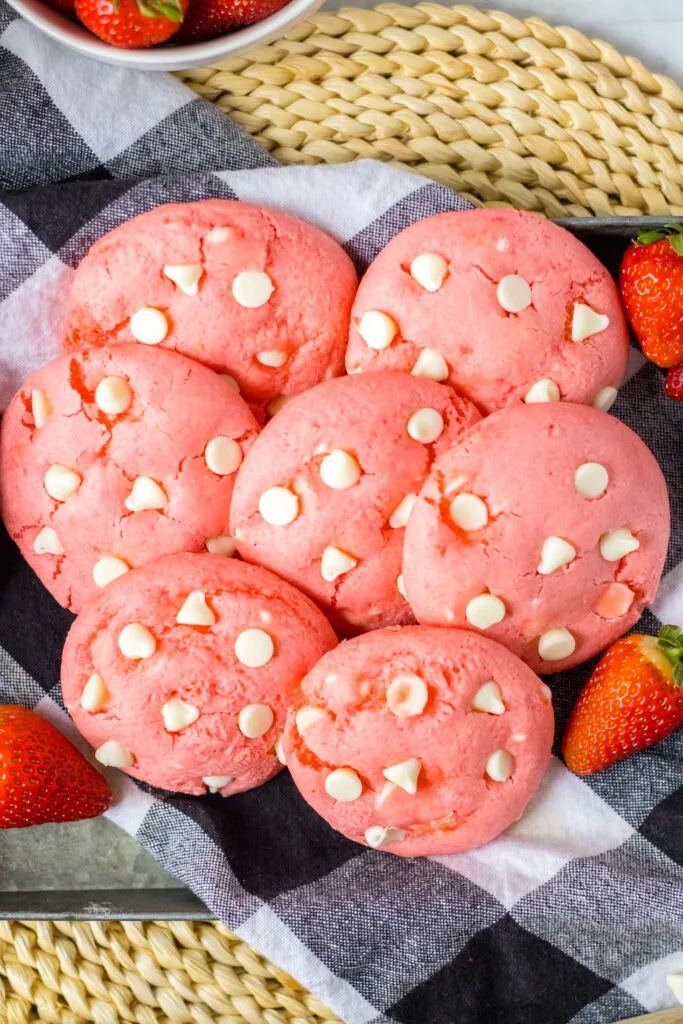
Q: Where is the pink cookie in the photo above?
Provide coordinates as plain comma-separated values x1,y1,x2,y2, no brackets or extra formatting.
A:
346,209,629,415
403,403,670,673
284,626,553,857
64,200,358,414
229,371,481,633
0,345,259,612
62,553,337,796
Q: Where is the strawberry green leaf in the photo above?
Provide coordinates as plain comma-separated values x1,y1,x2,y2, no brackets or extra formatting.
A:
658,625,683,685
137,0,183,20
634,222,683,251
673,660,683,687
658,624,682,644
670,232,683,256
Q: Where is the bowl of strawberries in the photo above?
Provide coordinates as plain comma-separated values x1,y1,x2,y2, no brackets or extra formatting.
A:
6,0,323,69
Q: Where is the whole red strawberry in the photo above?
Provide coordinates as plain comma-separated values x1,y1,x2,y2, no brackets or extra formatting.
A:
563,626,683,775
75,0,187,48
620,223,683,368
665,363,683,401
0,705,111,829
176,0,289,42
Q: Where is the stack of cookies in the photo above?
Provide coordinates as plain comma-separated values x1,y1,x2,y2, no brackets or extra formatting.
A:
0,200,669,857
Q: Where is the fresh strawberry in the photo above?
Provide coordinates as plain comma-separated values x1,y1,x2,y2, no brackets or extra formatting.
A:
563,626,683,775
665,363,683,401
75,0,187,48
0,705,111,829
43,0,76,15
620,223,683,368
176,0,289,43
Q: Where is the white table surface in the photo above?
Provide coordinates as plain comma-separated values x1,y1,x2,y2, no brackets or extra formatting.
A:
323,0,683,84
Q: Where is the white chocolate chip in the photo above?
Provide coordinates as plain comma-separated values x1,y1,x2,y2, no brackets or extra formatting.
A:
257,350,287,368
44,464,81,502
206,535,236,557
163,263,203,296
321,545,357,582
485,749,515,782
162,698,199,733
411,348,449,381
320,450,361,490
389,493,417,529
31,389,52,428
599,528,640,562
375,781,396,808
95,740,134,769
496,237,509,252
510,732,527,743
92,556,129,588
176,590,216,626
274,734,286,765
538,627,576,661
235,628,273,667
472,681,505,715
203,775,233,793
365,825,406,848
466,594,506,630
130,307,168,345
238,703,274,738
204,436,242,476
410,252,448,292
537,536,576,575
81,673,109,712
496,275,532,313
396,574,407,599
386,674,428,717
450,493,488,531
118,623,156,660
591,386,618,413
220,374,241,393
95,376,132,416
359,310,397,350
296,706,326,733
666,974,683,1006
266,395,291,417
232,271,274,308
407,408,444,444
524,379,560,404
205,226,231,245
572,303,609,342
574,462,609,499
325,768,362,802
259,486,299,526
33,526,63,556
382,758,421,795
125,476,166,513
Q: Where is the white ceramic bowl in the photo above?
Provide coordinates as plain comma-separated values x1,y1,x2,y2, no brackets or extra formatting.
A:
6,0,324,70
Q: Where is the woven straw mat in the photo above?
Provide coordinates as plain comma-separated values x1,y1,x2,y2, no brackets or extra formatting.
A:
4,8,683,1024
177,2,683,217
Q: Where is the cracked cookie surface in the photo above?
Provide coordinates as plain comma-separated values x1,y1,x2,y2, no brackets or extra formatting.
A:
403,403,670,673
63,200,358,415
229,371,480,634
0,345,259,611
345,208,629,414
62,553,337,795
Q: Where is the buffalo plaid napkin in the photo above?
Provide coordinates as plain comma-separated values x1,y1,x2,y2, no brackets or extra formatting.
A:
1,6,682,1022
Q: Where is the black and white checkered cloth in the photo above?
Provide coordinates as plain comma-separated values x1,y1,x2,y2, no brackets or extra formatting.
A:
1,7,682,1022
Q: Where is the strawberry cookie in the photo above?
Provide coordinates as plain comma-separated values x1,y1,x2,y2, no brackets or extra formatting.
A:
284,626,553,856
229,371,480,633
64,200,358,414
62,554,337,796
0,345,259,612
346,208,629,415
403,403,670,674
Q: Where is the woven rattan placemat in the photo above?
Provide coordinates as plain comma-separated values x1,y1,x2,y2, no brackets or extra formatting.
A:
4,7,683,1023
178,3,683,217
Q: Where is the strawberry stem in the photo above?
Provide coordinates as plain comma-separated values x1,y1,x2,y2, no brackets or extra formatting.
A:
635,222,683,256
657,624,683,685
